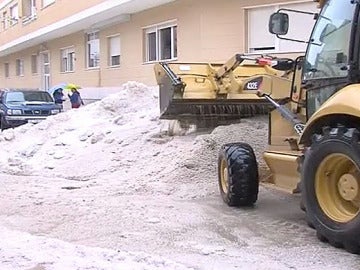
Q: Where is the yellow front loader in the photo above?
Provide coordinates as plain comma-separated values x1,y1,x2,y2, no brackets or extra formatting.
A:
154,54,294,126
217,0,360,254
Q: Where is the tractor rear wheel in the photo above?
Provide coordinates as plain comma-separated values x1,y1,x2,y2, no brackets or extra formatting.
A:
218,143,259,206
302,127,360,254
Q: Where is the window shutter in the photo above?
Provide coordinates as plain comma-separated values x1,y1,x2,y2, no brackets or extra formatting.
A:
110,36,120,56
248,6,275,52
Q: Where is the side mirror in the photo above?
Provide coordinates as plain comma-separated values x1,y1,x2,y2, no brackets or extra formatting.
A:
269,12,289,35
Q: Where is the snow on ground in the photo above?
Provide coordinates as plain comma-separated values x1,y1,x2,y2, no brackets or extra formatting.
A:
1,81,358,269
0,81,272,269
0,226,194,270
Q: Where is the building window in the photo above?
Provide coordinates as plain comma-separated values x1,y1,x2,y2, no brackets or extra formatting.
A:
9,4,19,26
4,63,9,78
16,59,24,76
144,21,177,62
60,47,75,72
86,32,100,68
2,11,8,30
22,0,37,23
31,54,38,74
108,35,121,66
42,0,55,8
247,2,317,53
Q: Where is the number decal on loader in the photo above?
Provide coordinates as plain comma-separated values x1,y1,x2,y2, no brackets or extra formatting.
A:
244,77,263,90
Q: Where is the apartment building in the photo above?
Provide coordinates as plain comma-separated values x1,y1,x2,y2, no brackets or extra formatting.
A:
0,0,317,92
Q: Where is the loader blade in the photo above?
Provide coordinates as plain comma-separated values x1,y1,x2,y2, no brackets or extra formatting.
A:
160,98,272,122
154,58,290,127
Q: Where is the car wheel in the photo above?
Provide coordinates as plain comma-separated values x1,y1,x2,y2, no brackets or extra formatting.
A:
0,116,7,131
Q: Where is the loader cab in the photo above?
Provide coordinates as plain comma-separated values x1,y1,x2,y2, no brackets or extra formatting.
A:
269,0,359,118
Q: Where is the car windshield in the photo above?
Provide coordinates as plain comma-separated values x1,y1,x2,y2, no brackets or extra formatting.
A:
5,91,53,103
303,0,356,80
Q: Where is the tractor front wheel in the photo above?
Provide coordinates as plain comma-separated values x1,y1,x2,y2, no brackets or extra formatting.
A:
302,127,360,253
218,143,259,207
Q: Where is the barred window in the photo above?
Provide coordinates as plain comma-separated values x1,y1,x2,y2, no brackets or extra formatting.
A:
31,54,38,74
4,63,9,78
86,32,100,68
16,59,24,76
60,47,75,72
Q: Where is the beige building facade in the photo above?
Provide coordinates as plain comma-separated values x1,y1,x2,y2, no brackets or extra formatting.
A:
0,0,317,91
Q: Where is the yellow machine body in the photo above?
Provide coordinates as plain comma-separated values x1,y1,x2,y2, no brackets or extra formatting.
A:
214,0,360,254
154,54,293,125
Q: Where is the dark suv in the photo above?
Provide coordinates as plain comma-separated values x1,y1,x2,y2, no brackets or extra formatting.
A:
0,89,62,130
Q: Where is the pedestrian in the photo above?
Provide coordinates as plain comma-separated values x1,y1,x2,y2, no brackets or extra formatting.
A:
53,88,65,109
68,87,84,109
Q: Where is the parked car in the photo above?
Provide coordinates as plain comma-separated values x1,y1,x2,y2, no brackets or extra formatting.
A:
0,88,62,130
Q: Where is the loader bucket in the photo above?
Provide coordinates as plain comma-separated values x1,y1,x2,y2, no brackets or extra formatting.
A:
154,54,292,126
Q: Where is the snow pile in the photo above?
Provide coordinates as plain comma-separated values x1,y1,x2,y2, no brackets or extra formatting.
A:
0,81,161,177
0,81,269,185
163,117,268,199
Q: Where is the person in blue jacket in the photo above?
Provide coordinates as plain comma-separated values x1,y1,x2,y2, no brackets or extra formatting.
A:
68,88,84,109
53,89,65,109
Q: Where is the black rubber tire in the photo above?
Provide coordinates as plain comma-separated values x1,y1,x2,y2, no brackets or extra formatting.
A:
0,115,7,131
300,199,306,212
218,142,259,207
302,126,360,254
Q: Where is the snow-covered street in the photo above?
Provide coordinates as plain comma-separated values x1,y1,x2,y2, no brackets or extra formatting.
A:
0,82,358,269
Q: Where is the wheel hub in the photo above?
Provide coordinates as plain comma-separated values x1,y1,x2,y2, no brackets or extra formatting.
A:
315,153,360,223
220,160,229,194
338,173,359,202
222,167,229,192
